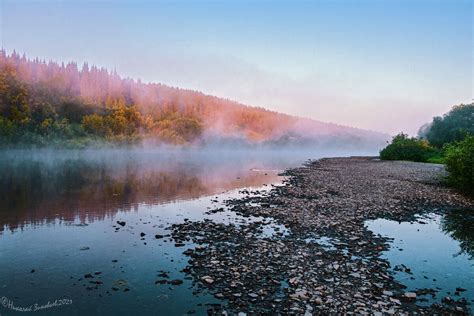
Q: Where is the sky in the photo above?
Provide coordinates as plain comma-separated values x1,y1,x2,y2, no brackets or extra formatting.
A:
0,0,472,135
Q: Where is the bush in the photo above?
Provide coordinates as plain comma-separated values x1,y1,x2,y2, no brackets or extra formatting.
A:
380,133,436,162
426,152,446,164
444,136,474,195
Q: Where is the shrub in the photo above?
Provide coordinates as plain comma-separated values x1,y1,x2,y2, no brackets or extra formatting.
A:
444,136,474,195
380,133,435,162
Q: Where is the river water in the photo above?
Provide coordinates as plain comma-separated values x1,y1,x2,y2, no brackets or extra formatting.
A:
366,211,473,307
0,148,325,315
0,149,472,315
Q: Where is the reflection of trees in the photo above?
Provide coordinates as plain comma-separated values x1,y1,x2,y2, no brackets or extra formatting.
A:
441,209,474,259
0,155,279,233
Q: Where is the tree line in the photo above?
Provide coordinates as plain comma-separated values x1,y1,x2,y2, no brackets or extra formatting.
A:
0,50,383,147
380,103,474,195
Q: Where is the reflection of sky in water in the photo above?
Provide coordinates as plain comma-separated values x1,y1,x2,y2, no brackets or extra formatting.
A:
0,185,282,315
0,148,321,233
2,149,470,314
0,148,326,315
366,213,474,307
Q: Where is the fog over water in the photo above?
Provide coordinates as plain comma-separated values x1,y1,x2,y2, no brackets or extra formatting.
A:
0,146,378,232
0,146,379,315
1,147,473,314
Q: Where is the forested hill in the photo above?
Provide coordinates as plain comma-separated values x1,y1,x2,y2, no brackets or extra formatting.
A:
0,50,387,147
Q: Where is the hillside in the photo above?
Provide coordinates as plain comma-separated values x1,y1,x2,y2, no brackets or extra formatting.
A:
0,50,387,148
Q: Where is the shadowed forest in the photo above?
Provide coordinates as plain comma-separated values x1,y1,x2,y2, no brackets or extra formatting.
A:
0,50,386,148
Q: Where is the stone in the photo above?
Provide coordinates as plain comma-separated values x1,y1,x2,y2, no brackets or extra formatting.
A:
201,276,214,284
169,279,183,285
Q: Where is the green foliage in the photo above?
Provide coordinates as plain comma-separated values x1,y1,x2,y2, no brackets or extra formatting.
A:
154,114,203,144
0,58,205,147
0,116,15,139
380,133,436,162
425,103,474,148
444,136,474,196
0,64,30,126
425,153,446,164
82,102,144,139
58,100,95,124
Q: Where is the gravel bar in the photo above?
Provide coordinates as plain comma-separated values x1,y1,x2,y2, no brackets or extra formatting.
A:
171,157,474,315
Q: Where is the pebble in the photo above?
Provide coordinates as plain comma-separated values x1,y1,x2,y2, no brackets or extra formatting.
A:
169,157,473,314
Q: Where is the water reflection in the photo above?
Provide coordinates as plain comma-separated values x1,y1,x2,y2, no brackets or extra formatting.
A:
0,149,307,233
366,211,474,307
441,209,474,259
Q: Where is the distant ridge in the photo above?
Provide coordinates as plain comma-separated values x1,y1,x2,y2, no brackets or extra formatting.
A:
0,50,388,148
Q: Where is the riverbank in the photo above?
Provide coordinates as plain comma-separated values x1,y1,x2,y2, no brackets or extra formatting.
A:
171,157,473,315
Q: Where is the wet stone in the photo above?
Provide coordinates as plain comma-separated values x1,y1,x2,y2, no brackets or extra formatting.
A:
169,157,473,315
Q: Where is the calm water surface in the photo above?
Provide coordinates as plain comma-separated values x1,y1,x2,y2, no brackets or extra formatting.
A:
366,211,473,307
1,149,472,315
0,148,320,315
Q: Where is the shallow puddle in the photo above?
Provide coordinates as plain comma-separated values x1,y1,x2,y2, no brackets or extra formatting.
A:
366,210,474,307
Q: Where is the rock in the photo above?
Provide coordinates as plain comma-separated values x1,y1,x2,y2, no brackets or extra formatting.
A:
183,249,194,256
155,234,164,239
113,279,128,287
116,221,126,226
155,279,168,284
201,276,214,284
89,281,103,285
167,157,471,315
157,272,169,278
290,289,309,300
140,232,146,237
169,279,183,285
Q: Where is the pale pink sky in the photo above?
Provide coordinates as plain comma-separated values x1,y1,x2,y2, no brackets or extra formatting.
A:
1,0,472,134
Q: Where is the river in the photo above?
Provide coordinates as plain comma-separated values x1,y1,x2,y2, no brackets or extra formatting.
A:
0,149,471,315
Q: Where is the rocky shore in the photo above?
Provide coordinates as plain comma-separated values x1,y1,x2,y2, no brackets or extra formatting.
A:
171,157,473,315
